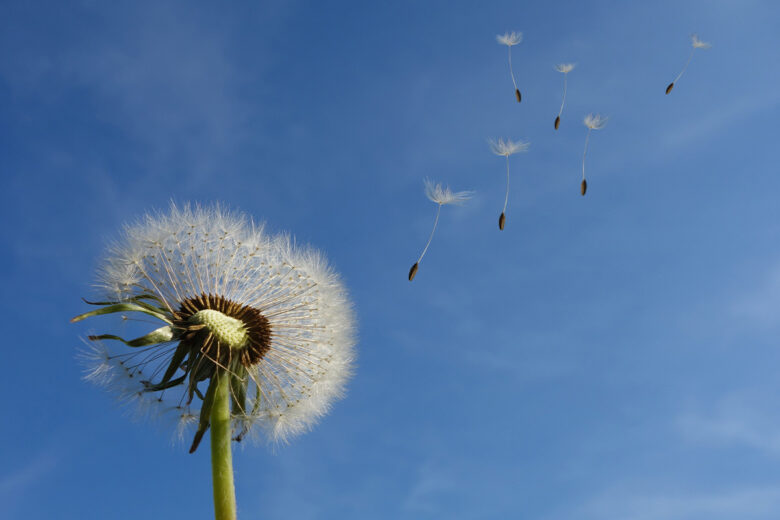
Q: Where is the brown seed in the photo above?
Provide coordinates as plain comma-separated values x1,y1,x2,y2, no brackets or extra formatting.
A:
554,116,560,130
515,88,522,103
580,179,588,196
408,262,419,281
665,82,674,95
498,212,506,230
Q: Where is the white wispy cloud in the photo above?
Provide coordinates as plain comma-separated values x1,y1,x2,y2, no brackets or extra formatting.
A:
677,393,780,456
731,262,780,327
0,451,59,504
577,484,780,520
402,459,457,514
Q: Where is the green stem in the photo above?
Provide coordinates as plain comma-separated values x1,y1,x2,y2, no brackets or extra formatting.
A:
211,370,237,520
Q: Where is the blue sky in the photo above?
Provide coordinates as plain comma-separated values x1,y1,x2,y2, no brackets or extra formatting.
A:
2,1,780,518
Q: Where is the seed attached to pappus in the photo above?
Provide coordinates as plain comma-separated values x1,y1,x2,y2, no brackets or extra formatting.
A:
489,138,530,232
581,113,607,198
554,63,574,130
665,34,711,95
408,179,473,282
497,32,523,105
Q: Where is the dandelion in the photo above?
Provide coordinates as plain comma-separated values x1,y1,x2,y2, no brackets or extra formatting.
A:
581,114,608,196
490,138,530,230
554,63,575,130
408,179,473,281
497,31,523,102
72,203,356,520
665,33,711,94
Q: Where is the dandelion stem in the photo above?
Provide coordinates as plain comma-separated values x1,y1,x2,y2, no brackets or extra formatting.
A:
417,204,442,264
211,370,237,520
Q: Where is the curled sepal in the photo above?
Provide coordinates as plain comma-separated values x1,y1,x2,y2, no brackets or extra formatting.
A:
158,342,191,387
141,374,187,393
82,293,166,308
189,376,219,453
88,326,174,347
71,302,171,324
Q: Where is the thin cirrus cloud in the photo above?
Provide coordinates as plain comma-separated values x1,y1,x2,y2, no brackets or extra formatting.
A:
576,484,780,520
677,395,780,456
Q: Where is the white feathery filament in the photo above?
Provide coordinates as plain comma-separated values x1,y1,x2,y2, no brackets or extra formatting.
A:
503,155,511,213
507,46,518,91
416,203,442,265
582,128,591,182
558,73,569,119
672,46,696,85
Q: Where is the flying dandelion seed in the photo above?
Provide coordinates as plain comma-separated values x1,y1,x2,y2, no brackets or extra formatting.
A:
409,179,473,281
581,114,608,196
554,63,575,130
497,31,523,102
490,138,530,229
666,33,711,94
72,203,356,520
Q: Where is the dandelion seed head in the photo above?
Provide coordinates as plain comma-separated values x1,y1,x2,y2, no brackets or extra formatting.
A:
584,113,608,130
78,202,357,446
489,138,530,157
691,34,711,49
424,179,473,206
555,63,575,74
496,31,522,46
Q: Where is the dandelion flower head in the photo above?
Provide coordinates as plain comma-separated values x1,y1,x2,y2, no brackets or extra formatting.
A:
496,31,522,46
584,113,608,130
691,34,711,49
76,203,356,447
490,138,530,157
424,179,473,205
555,63,575,74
